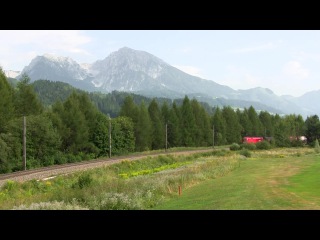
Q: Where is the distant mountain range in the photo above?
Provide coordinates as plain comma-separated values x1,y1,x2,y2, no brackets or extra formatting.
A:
7,47,320,118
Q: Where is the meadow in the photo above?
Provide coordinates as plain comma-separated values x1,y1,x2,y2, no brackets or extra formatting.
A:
0,146,318,210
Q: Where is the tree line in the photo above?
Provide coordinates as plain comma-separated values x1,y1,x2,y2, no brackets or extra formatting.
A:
1,68,320,173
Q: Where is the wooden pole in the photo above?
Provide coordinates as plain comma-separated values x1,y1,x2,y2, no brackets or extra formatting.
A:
109,116,111,158
23,116,26,170
165,122,168,152
213,124,214,149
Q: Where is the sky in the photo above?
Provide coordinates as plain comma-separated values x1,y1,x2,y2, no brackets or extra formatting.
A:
0,30,319,97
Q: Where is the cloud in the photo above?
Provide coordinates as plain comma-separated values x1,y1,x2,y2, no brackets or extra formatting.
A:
231,42,277,53
0,30,92,70
179,47,192,53
244,73,260,85
283,61,309,79
173,65,205,78
293,51,320,62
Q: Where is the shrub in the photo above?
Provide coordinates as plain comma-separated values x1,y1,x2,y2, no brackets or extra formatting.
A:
274,137,291,148
89,192,143,210
211,149,229,156
12,200,88,210
256,141,271,150
239,149,251,158
2,180,18,192
53,152,67,165
73,173,93,189
241,143,256,150
291,140,305,148
230,143,241,151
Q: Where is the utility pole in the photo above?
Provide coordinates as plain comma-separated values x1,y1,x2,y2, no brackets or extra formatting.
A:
109,115,112,158
212,124,214,149
165,122,168,152
23,116,26,170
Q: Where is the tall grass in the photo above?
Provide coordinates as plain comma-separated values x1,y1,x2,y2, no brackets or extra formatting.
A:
0,149,240,210
3,147,312,210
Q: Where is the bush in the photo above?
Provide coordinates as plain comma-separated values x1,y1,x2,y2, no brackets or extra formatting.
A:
241,143,256,150
211,149,229,156
89,192,143,210
53,152,67,165
291,140,305,148
239,149,251,158
256,141,271,150
2,180,18,192
230,143,241,151
12,200,89,210
73,173,93,189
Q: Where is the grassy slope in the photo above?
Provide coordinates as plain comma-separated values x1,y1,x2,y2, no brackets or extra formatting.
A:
285,157,320,202
153,150,320,210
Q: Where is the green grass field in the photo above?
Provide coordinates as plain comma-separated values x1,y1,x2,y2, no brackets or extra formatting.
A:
153,148,320,210
2,147,320,210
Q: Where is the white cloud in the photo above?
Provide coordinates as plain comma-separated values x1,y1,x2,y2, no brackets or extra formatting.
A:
244,73,260,85
283,61,309,79
0,30,91,51
173,65,205,78
231,42,277,53
293,51,320,62
0,30,92,70
179,47,192,53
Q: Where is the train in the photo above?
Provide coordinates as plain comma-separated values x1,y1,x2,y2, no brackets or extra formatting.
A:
242,136,307,144
242,136,264,144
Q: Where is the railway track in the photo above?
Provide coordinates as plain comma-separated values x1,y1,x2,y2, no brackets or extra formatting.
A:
0,148,215,187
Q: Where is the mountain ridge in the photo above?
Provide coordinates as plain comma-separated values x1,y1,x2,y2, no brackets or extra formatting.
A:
12,47,319,118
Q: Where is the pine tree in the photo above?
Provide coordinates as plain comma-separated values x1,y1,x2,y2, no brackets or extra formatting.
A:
148,99,165,150
238,108,252,137
14,73,43,117
259,111,274,137
273,114,291,147
180,96,196,147
51,92,90,154
119,95,139,123
91,111,109,157
305,115,320,145
212,107,227,145
248,106,263,136
161,101,170,124
111,116,135,155
135,101,152,151
222,106,242,144
167,102,181,147
191,99,211,146
21,114,61,167
0,68,15,132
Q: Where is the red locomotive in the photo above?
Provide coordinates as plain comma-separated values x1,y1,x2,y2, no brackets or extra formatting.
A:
242,136,264,144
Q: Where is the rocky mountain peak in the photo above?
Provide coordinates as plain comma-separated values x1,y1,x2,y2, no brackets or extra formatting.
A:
13,47,316,117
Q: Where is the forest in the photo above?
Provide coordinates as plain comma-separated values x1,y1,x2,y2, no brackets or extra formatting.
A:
1,67,320,173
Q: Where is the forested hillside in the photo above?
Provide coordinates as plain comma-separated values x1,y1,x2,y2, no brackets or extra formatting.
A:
31,79,214,117
1,68,320,174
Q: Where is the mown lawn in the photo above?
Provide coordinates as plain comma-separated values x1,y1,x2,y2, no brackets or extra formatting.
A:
153,149,320,210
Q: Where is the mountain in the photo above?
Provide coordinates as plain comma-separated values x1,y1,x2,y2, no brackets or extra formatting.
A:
18,54,95,91
16,47,314,117
232,87,305,116
89,47,236,98
288,90,320,117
